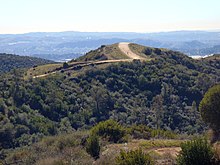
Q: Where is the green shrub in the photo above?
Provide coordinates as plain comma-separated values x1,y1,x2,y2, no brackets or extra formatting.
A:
116,149,154,165
91,120,125,143
86,134,100,159
177,138,214,165
127,125,177,139
126,125,151,139
150,129,177,139
63,62,69,69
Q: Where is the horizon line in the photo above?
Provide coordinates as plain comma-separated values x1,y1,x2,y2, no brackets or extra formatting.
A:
1,29,220,35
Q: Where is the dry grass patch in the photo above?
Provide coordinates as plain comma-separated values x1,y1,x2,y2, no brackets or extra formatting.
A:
25,63,62,79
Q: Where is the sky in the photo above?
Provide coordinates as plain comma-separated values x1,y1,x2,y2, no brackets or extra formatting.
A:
0,0,220,34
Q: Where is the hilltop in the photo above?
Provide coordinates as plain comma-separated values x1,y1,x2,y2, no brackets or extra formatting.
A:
0,53,53,74
28,42,218,79
76,42,158,62
75,42,182,62
75,43,128,61
27,42,151,78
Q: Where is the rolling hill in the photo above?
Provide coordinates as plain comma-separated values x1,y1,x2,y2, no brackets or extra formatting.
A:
30,42,219,79
1,43,220,164
0,53,53,74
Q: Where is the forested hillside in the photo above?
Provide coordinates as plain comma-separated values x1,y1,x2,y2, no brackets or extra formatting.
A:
1,44,219,153
0,53,53,74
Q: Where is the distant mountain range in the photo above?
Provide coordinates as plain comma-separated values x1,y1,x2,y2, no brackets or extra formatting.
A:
0,31,220,61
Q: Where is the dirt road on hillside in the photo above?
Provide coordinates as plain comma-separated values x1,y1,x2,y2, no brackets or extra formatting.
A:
32,43,147,79
118,42,144,59
32,59,134,79
33,71,56,78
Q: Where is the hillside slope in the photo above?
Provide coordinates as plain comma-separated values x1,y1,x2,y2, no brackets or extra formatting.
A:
28,43,150,78
75,43,128,61
0,53,53,73
0,43,220,153
76,42,152,62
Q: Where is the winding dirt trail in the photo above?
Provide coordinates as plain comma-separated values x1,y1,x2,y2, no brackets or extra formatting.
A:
32,59,133,79
33,71,56,78
32,42,147,79
118,42,144,59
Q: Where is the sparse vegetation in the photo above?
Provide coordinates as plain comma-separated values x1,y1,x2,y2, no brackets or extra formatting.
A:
129,43,158,59
76,44,128,61
2,131,93,165
25,63,62,79
139,139,183,149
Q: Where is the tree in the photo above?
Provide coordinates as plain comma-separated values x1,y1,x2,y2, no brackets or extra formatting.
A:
86,134,100,159
196,74,214,95
58,117,74,134
199,84,220,142
90,82,112,121
63,62,69,69
138,74,148,90
152,95,164,129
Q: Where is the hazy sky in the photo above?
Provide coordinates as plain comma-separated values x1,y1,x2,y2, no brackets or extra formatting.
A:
0,0,220,34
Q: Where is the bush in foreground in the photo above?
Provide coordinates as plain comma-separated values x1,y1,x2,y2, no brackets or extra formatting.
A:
199,84,220,142
177,138,215,165
116,149,154,165
86,134,100,159
127,125,177,140
91,120,125,143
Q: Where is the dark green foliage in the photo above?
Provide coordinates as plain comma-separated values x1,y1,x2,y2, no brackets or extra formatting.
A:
127,125,177,139
86,134,100,159
0,46,220,151
0,53,53,73
150,129,177,139
63,62,69,69
177,138,214,165
90,82,113,122
91,120,125,143
199,85,220,133
127,125,152,139
116,149,154,165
